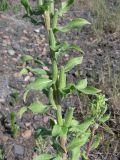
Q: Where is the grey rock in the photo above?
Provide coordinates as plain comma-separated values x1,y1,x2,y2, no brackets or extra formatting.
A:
14,144,24,156
8,49,15,56
0,75,11,100
12,42,21,51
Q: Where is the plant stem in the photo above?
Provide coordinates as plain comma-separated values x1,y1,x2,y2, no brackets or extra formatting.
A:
86,125,96,158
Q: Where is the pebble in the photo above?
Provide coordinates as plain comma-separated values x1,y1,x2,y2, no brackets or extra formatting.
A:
14,144,24,156
34,29,40,33
8,49,15,56
0,98,5,103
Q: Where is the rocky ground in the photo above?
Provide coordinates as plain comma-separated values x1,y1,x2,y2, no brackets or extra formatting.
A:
0,1,120,160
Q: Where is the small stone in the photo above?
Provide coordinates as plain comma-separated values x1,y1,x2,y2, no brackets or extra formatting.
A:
34,29,40,33
0,98,5,103
14,144,24,156
24,76,31,82
0,134,9,142
12,42,21,51
8,49,15,56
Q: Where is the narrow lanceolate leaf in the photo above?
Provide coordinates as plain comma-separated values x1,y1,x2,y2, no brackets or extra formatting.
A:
70,117,94,133
69,44,84,53
33,154,53,160
49,88,57,109
18,107,27,118
80,86,101,95
91,135,102,150
23,90,29,102
58,0,74,16
76,79,87,90
54,18,90,32
27,77,52,90
20,54,33,62
21,0,32,15
27,67,47,75
99,114,110,123
68,132,90,150
49,28,56,50
65,56,83,72
58,66,66,90
29,101,49,113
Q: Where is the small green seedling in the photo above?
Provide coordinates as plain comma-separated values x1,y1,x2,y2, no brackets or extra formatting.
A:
0,0,9,11
10,112,19,138
20,0,110,159
0,147,4,160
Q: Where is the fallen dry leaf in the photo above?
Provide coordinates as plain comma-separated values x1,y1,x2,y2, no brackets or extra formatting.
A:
21,129,32,139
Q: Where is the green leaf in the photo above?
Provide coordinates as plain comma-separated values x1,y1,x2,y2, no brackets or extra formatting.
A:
62,83,76,97
102,124,114,135
52,156,62,160
18,107,27,118
71,147,81,160
58,0,74,16
29,101,49,113
91,135,102,150
69,44,84,53
70,117,94,133
76,79,87,90
68,132,90,150
35,127,51,138
54,18,90,32
99,114,110,123
49,28,56,50
80,87,101,95
52,124,62,137
21,0,32,15
65,56,83,72
27,77,52,91
33,154,53,160
23,90,29,102
20,54,33,62
20,68,28,75
27,67,47,75
70,119,79,127
55,42,83,59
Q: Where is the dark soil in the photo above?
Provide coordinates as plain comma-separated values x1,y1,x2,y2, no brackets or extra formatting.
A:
0,1,120,160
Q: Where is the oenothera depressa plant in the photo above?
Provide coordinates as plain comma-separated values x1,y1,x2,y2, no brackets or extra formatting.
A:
20,0,110,159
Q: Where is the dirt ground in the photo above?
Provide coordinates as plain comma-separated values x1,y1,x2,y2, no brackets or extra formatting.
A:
0,0,120,160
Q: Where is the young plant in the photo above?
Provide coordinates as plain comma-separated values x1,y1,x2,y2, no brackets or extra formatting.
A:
20,0,110,159
0,0,9,11
0,147,4,160
10,112,19,138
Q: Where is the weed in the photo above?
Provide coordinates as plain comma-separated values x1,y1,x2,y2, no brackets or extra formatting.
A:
0,0,9,11
20,0,110,159
0,147,4,160
12,4,21,14
75,0,120,40
10,112,19,138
